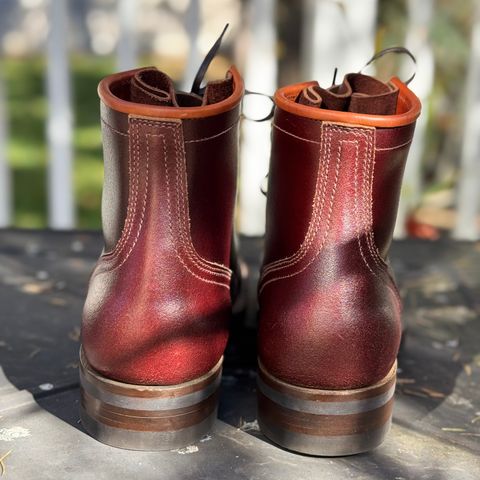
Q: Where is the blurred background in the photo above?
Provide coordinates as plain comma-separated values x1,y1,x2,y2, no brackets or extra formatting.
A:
0,0,478,240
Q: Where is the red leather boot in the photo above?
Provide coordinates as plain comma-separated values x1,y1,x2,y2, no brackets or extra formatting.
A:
257,73,421,455
80,64,243,450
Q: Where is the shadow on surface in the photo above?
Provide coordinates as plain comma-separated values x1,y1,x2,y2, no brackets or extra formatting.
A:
0,233,479,479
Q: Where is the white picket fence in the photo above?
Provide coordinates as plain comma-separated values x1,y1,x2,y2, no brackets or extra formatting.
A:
0,0,478,239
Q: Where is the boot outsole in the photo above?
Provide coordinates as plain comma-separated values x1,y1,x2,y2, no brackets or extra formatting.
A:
79,348,222,451
257,360,396,456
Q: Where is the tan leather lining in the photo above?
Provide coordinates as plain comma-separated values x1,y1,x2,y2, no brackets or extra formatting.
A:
275,77,421,127
99,66,244,118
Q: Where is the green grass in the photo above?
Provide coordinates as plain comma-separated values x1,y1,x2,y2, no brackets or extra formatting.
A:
3,55,115,228
1,53,225,229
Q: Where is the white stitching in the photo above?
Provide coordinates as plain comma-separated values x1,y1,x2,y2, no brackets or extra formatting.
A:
101,118,129,137
259,123,402,301
272,123,321,144
261,124,379,276
170,123,231,279
98,117,231,287
159,122,230,288
352,129,401,305
353,137,376,276
101,121,149,271
173,124,231,276
115,125,150,269
126,119,230,279
362,130,383,271
274,120,412,152
261,124,368,277
259,126,341,294
364,128,387,270
261,124,331,276
375,138,412,151
102,120,140,261
184,120,239,143
365,129,402,304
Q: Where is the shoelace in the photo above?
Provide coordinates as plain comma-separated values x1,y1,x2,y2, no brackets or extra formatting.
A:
258,46,417,197
189,30,416,197
360,46,417,85
190,24,230,96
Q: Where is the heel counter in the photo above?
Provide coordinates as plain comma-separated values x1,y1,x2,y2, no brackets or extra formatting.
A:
82,267,231,386
258,262,402,390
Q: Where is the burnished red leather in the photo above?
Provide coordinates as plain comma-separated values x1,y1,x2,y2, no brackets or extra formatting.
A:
258,79,420,390
82,67,243,386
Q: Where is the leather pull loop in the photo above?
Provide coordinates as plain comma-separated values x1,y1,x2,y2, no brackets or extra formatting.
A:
242,90,275,122
360,46,417,85
191,23,229,95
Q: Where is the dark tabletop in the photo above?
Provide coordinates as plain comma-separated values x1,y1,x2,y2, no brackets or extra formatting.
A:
0,230,479,479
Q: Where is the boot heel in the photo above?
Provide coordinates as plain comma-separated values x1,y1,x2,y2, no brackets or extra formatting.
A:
257,360,396,456
79,348,222,451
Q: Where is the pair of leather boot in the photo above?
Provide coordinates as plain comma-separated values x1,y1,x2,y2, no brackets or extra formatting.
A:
79,54,420,455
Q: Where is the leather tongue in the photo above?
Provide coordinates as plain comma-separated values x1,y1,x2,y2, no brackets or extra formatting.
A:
176,73,234,107
296,73,399,115
129,67,234,107
128,25,234,108
347,73,399,114
130,67,177,106
202,72,234,105
298,82,351,111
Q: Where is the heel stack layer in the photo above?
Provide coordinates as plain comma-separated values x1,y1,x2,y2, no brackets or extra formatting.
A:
257,360,396,456
79,348,222,451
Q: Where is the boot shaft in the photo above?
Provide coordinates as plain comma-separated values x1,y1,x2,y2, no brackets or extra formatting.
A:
258,75,421,391
262,77,420,275
99,67,242,269
82,67,244,387
256,73,421,457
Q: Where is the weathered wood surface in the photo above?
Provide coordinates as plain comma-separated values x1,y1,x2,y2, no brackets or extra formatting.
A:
0,230,479,479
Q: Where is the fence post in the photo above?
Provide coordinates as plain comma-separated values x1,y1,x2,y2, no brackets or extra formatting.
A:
181,0,201,91
46,0,74,229
394,0,434,238
238,0,277,236
117,0,137,72
301,0,377,85
0,73,11,227
453,5,480,240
